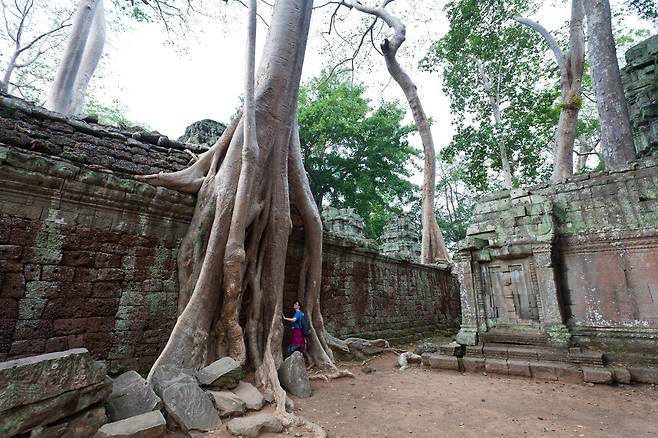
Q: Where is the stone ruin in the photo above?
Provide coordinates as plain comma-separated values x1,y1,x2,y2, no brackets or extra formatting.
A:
622,34,658,157
177,119,227,147
422,159,658,385
379,214,421,262
321,206,366,239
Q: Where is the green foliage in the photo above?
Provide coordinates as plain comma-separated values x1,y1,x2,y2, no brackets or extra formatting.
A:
83,97,148,128
435,165,477,248
421,0,559,192
298,73,419,239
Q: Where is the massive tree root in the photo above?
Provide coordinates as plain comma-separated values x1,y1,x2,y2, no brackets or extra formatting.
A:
138,1,339,433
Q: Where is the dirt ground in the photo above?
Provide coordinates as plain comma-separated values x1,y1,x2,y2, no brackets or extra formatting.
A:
205,351,658,438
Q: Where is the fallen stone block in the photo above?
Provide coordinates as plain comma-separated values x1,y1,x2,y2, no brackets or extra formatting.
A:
425,353,459,371
106,371,162,422
507,360,531,377
226,413,283,438
628,366,658,384
438,342,463,357
278,352,312,398
0,348,106,413
582,367,613,384
484,359,508,376
208,391,246,417
231,382,264,410
95,410,166,438
612,367,631,385
1,378,112,436
148,365,197,397
195,357,242,389
530,362,558,381
462,357,485,373
344,338,389,356
161,381,221,433
29,403,107,438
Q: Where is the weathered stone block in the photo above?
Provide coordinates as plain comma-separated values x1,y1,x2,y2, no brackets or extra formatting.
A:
484,359,508,375
95,410,166,438
208,391,246,417
226,413,283,438
530,362,558,381
462,357,485,373
507,360,531,377
612,367,631,384
554,365,583,384
29,403,107,438
278,352,312,398
0,348,106,413
425,353,459,371
106,370,162,422
161,381,221,433
231,382,264,411
582,367,613,384
1,378,111,436
195,357,242,389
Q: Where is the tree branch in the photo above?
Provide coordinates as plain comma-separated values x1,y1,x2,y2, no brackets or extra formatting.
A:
512,16,566,72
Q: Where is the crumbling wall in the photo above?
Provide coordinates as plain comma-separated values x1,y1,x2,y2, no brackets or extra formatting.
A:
0,96,460,373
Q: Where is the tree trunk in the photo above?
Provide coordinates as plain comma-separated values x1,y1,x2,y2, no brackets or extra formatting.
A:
584,0,636,169
1,52,19,94
343,0,450,263
138,1,339,422
45,0,105,115
490,95,513,189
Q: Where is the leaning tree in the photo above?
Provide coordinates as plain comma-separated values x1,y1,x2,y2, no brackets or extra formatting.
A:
137,0,345,431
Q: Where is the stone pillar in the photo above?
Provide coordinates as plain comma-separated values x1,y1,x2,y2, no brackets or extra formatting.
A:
533,245,571,346
455,249,479,345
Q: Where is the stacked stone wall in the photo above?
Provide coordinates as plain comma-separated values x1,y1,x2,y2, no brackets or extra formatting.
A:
0,96,460,373
465,158,658,356
285,232,460,344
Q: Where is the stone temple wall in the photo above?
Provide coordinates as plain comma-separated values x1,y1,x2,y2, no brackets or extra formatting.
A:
455,159,658,378
285,231,459,344
0,96,460,373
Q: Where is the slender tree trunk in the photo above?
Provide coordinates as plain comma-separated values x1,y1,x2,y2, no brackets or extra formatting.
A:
344,0,450,263
490,94,513,189
584,0,636,169
45,0,104,115
1,52,19,93
575,135,593,172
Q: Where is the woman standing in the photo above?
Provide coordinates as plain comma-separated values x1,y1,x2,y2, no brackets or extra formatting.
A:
283,301,305,353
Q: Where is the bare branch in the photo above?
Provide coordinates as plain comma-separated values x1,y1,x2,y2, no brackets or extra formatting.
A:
512,16,566,72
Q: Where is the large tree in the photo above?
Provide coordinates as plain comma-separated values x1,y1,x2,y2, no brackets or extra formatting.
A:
338,0,450,263
298,73,418,239
584,0,636,169
137,1,342,431
514,0,586,181
422,0,558,192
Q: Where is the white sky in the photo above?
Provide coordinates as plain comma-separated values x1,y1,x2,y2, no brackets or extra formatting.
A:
99,0,577,142
73,0,652,185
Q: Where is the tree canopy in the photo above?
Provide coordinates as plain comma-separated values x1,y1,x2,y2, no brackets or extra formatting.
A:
298,73,418,239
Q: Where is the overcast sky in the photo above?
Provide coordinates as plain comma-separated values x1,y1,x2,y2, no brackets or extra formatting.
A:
88,0,652,165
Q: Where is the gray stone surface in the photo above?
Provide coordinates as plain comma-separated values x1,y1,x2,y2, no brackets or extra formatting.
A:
148,365,197,397
582,367,613,384
195,357,242,389
379,215,421,261
178,119,226,146
30,403,107,438
95,410,166,438
161,381,221,433
278,352,312,398
107,371,162,422
322,206,366,239
414,342,438,355
226,414,283,438
1,378,111,436
231,382,264,411
208,391,246,417
0,348,106,413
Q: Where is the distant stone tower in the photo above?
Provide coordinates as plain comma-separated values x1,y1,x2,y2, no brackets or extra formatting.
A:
379,215,421,262
178,119,227,146
321,207,365,239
